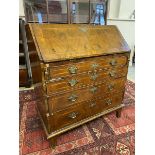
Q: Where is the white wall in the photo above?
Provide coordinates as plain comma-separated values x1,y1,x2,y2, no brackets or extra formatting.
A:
108,0,121,18
107,19,135,66
19,0,25,17
108,0,135,66
119,0,135,18
108,0,135,19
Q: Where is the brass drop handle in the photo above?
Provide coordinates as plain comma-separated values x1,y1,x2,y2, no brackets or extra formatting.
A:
110,59,117,66
68,94,78,102
89,102,96,108
68,65,78,74
109,71,116,77
68,112,78,119
105,99,112,105
68,79,78,87
90,86,97,93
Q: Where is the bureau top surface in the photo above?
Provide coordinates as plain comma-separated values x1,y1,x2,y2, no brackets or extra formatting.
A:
29,24,130,62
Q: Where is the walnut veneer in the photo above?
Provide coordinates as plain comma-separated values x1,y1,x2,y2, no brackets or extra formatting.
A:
28,24,130,148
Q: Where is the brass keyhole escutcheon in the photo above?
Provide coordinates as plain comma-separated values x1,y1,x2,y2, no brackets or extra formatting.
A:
110,59,117,66
108,84,114,91
91,63,99,70
105,99,112,105
89,63,99,80
68,79,78,87
68,66,78,74
90,86,97,93
90,72,98,80
89,102,96,108
109,71,116,77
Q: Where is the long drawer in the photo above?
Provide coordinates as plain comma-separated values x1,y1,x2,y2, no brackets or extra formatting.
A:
48,77,126,112
49,92,123,131
45,54,128,79
44,66,128,95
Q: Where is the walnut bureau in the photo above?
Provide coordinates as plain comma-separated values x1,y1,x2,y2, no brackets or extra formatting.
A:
28,24,130,148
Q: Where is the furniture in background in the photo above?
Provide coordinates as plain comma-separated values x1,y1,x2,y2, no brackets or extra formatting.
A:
27,24,130,147
23,0,109,24
19,18,42,87
19,19,32,87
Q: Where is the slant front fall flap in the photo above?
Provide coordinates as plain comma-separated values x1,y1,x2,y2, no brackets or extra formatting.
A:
29,24,130,62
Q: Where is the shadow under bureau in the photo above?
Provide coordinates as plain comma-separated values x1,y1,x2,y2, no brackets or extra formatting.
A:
28,24,130,148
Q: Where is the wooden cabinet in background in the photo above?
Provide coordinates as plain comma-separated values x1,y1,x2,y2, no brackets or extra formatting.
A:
24,0,108,24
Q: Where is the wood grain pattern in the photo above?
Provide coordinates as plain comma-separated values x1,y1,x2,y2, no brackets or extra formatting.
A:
29,24,130,62
28,24,130,147
49,92,123,131
45,54,128,79
44,66,128,95
47,77,126,113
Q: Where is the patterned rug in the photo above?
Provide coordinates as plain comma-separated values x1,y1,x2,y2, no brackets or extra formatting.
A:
19,80,135,155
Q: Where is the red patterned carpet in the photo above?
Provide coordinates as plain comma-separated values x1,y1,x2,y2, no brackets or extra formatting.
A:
19,80,135,155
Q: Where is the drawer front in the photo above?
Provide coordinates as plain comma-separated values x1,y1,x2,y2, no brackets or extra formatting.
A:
45,66,128,95
48,77,126,112
50,93,123,131
46,54,128,79
88,93,123,115
51,102,90,131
